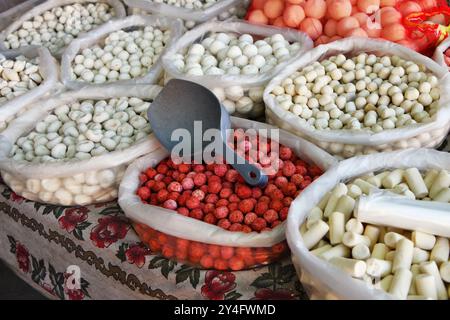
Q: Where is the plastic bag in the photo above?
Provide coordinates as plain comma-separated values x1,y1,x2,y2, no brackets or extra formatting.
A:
118,117,337,270
162,20,313,120
432,35,450,69
286,148,450,300
0,46,59,132
0,84,163,206
60,15,183,90
264,38,450,159
0,0,46,32
0,0,127,57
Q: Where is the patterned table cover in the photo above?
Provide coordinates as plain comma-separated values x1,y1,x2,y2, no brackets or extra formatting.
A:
0,183,307,300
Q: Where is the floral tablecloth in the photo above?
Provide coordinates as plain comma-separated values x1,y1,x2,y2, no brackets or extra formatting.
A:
0,183,307,300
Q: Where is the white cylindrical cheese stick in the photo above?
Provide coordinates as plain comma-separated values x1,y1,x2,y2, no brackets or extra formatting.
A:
430,237,449,264
364,225,380,249
385,251,396,261
342,231,371,247
378,275,393,292
440,261,450,283
382,169,404,189
300,223,307,235
372,243,389,259
329,257,367,278
378,226,387,243
420,261,448,300
412,231,436,250
415,274,438,300
389,268,413,300
404,168,428,198
385,232,406,249
345,218,364,234
409,264,420,295
424,169,439,190
306,207,323,229
352,244,370,260
393,238,414,273
429,170,450,199
354,178,375,195
320,244,351,261
324,183,348,217
334,195,355,221
312,240,329,250
311,244,333,256
318,191,332,210
366,258,392,277
329,211,345,245
432,188,450,202
367,171,390,188
412,247,430,264
303,220,329,249
347,183,362,199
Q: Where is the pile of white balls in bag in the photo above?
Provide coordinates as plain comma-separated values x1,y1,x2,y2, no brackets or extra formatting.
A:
151,0,218,9
0,54,42,105
173,33,302,76
270,53,440,132
10,97,152,162
70,27,171,84
4,2,115,53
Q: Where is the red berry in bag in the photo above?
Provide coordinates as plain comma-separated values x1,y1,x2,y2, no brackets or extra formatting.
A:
229,210,244,223
214,206,229,219
229,223,243,232
145,168,157,179
251,218,267,231
236,184,252,199
200,255,214,269
163,199,177,210
217,219,231,229
193,173,207,186
203,213,217,224
244,212,257,225
186,197,200,209
238,199,254,213
137,187,151,201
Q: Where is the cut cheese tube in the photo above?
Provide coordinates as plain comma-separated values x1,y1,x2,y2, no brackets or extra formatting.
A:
312,240,329,250
424,169,439,190
409,264,420,295
378,226,387,243
300,223,307,235
389,268,413,300
320,244,351,261
379,275,393,292
415,274,438,300
404,168,428,198
420,261,448,300
306,207,323,229
430,237,449,264
385,251,396,261
329,211,345,245
353,178,375,195
412,231,436,250
412,247,430,264
382,169,404,189
364,225,380,249
366,171,390,188
366,258,392,278
385,232,406,249
433,188,450,202
317,191,331,210
352,244,370,260
303,220,329,250
372,243,389,259
329,257,367,278
345,218,364,234
334,195,355,221
429,170,450,199
324,183,348,218
311,244,332,256
440,261,450,283
347,183,362,199
342,231,371,248
392,238,414,273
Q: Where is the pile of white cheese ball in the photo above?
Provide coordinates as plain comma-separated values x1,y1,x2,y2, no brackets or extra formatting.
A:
4,2,115,53
70,27,171,84
0,54,42,105
151,0,218,9
11,97,152,162
301,168,450,300
270,53,440,132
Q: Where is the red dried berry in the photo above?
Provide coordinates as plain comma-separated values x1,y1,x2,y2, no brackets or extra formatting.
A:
178,163,191,173
279,146,293,160
181,177,194,190
219,188,233,199
189,208,204,220
145,168,157,179
156,189,169,203
280,207,289,221
214,206,229,219
235,184,252,199
225,169,239,183
139,173,148,184
205,193,219,204
229,223,243,232
251,218,267,232
263,209,278,223
213,164,228,177
137,187,151,201
192,189,205,201
229,210,244,223
163,199,177,210
238,199,254,213
193,173,207,186
193,164,205,172
221,246,234,259
270,200,284,212
241,225,253,233
228,202,238,211
251,187,263,199
282,161,296,177
200,255,214,269
208,181,222,194
275,176,289,188
217,219,231,230
177,207,189,216
203,213,217,224
255,202,269,216
244,212,257,225
228,194,240,203
186,197,200,209
156,163,169,174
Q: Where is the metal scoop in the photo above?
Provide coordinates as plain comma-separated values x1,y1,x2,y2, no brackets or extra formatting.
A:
148,79,268,187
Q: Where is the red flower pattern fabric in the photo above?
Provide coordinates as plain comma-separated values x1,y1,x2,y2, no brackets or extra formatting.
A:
201,271,237,300
58,207,89,233
16,243,30,273
125,243,151,268
90,216,129,248
252,288,296,300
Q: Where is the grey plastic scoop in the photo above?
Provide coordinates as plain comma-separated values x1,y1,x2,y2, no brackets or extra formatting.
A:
148,79,268,187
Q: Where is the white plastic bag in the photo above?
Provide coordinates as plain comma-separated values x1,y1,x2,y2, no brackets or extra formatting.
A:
119,117,336,270
0,0,126,56
0,46,59,132
0,0,46,32
286,148,450,300
0,84,163,206
60,15,183,90
162,20,313,119
432,36,450,70
264,38,450,159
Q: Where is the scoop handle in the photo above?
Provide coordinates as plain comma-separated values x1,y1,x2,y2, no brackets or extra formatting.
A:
223,143,268,187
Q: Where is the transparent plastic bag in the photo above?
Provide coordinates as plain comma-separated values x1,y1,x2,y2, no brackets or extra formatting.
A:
0,84,163,206
264,38,450,159
162,20,312,120
119,117,336,270
60,15,183,90
0,0,127,56
286,148,450,300
0,46,59,132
